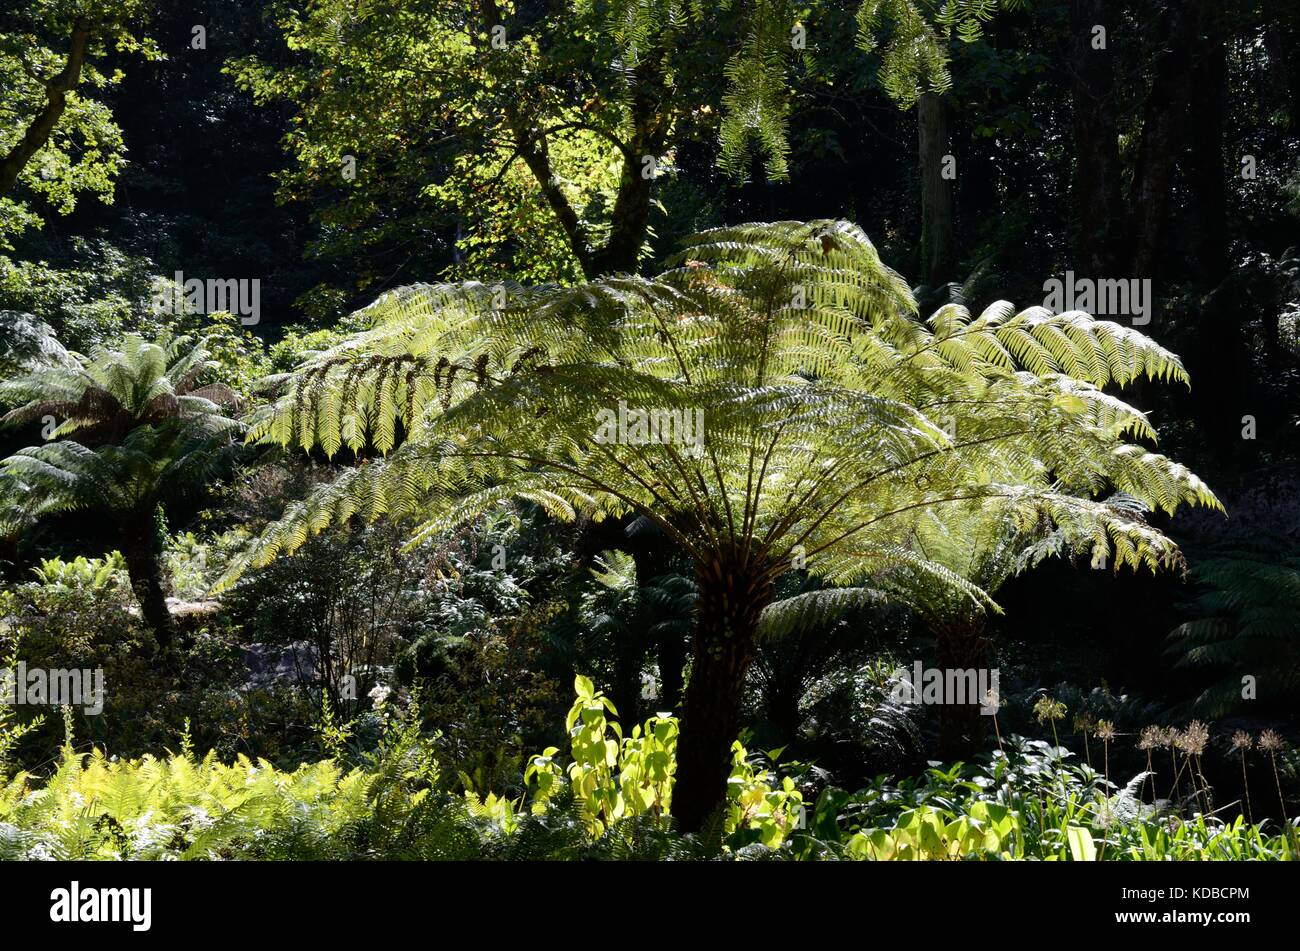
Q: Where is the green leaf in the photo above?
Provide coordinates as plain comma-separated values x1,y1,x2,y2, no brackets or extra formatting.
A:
1066,825,1096,862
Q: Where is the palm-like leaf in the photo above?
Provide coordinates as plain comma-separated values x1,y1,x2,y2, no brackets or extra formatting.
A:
1,331,243,529
222,220,1217,598
2,421,242,522
0,311,77,378
0,331,240,444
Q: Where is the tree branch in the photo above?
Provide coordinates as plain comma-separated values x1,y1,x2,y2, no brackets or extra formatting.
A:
0,18,94,198
474,0,596,277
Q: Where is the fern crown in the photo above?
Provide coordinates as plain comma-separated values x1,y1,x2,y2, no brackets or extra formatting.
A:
224,220,1219,608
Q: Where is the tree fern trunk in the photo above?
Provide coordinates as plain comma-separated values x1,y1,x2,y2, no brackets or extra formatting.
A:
657,625,688,713
610,629,643,730
119,522,173,649
765,676,804,747
935,613,989,761
672,558,771,834
629,525,683,712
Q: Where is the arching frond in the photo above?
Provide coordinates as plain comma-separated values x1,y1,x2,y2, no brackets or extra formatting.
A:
758,586,889,641
227,219,1218,618
1167,543,1300,715
0,329,244,533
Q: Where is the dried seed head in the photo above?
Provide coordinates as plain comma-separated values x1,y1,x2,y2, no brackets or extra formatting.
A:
1138,725,1162,751
1097,720,1117,743
1074,712,1097,733
1230,730,1253,752
1259,729,1284,753
1176,720,1209,757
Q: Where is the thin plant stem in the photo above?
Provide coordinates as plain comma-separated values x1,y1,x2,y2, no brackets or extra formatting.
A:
1194,755,1213,814
1268,752,1296,854
1168,749,1183,803
1239,751,1253,826
1099,737,1111,862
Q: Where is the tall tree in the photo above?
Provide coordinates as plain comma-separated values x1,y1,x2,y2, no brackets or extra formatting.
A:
231,0,1025,287
1067,0,1124,276
229,0,744,284
1184,4,1228,286
1067,0,1229,284
1129,1,1198,282
917,92,955,286
857,0,1027,288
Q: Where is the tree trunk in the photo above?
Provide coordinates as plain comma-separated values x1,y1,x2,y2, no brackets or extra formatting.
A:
1068,0,1125,276
587,55,668,277
1192,277,1251,463
1184,6,1227,287
627,519,685,712
610,628,643,729
1263,15,1300,121
934,613,990,761
765,675,804,746
671,558,773,834
657,624,688,713
1179,4,1237,462
1129,3,1196,281
479,0,665,279
118,520,173,649
917,92,954,288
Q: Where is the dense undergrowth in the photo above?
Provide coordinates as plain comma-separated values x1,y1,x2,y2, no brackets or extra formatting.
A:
2,680,1293,861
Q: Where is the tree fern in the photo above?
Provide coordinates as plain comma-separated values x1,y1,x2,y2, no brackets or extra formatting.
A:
1,331,243,643
223,218,1217,830
1168,542,1300,715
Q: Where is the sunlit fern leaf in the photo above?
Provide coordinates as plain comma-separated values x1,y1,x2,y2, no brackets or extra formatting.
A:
218,220,1216,630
